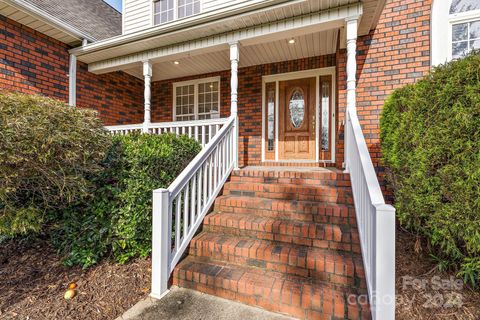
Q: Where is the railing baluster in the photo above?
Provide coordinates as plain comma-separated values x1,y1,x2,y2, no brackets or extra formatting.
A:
203,162,208,207
183,184,189,239
175,193,182,251
208,153,213,197
194,125,199,143
202,126,206,147
213,146,218,190
191,174,196,228
197,167,202,216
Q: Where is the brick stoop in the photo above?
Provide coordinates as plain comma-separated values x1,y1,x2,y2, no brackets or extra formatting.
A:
172,167,370,319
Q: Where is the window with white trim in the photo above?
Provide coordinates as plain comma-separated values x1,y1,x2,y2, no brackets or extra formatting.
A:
432,0,480,65
174,78,220,121
154,0,201,25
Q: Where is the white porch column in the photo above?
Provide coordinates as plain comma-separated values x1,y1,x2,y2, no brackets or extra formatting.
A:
143,60,153,133
229,42,239,169
68,54,77,107
344,18,358,171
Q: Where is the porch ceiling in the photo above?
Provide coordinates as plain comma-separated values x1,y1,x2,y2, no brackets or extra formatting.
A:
74,0,384,75
123,29,339,82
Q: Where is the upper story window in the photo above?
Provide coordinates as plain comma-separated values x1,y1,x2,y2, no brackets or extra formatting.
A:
450,0,480,58
432,0,480,65
154,0,201,25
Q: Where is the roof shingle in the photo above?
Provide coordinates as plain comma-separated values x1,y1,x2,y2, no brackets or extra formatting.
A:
24,0,122,41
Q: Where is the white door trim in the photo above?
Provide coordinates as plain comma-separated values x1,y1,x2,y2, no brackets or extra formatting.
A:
261,67,336,163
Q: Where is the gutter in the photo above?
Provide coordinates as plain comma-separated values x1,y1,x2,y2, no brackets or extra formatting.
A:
3,0,96,43
70,0,306,56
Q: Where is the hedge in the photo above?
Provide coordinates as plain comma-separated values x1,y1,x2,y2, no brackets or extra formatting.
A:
0,92,110,236
380,52,480,286
54,133,201,267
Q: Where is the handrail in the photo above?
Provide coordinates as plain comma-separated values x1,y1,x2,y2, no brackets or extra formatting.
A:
167,116,234,200
105,117,229,148
345,107,396,320
150,115,236,298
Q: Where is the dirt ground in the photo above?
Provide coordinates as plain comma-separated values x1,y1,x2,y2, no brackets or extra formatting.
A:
0,237,150,320
395,228,480,320
1,230,479,320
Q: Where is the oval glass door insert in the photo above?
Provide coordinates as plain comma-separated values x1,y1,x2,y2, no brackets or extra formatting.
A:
289,88,305,128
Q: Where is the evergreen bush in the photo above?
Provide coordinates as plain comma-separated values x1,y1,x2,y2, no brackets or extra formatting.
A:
54,133,201,267
0,92,109,236
380,52,480,286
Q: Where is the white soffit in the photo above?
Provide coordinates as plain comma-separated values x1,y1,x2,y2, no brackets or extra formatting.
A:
123,29,339,82
77,0,383,67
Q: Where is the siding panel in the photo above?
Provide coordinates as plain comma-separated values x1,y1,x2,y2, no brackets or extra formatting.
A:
124,0,151,34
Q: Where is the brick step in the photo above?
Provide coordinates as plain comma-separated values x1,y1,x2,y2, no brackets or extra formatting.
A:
213,195,357,225
230,174,348,187
203,212,360,253
189,233,366,287
173,258,370,320
223,181,352,203
232,167,349,182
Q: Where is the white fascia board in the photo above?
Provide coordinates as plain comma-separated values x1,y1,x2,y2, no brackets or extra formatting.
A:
4,0,96,43
88,3,363,74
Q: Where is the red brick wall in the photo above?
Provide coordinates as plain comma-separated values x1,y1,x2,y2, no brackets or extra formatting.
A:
151,55,337,167
339,0,432,197
0,14,143,125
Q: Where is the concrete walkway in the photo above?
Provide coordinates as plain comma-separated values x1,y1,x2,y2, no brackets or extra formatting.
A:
116,286,296,320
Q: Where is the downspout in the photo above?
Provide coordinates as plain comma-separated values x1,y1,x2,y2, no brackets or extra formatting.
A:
68,53,77,107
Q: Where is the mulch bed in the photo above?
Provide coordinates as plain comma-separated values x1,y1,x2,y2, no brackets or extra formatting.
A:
396,228,480,320
1,230,479,320
0,238,150,320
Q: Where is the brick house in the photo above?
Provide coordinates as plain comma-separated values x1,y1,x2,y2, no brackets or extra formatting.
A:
1,0,478,319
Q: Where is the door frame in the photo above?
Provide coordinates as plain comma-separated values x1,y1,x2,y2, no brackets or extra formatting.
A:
261,67,336,163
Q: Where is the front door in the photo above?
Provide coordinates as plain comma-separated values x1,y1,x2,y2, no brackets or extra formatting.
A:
278,77,316,160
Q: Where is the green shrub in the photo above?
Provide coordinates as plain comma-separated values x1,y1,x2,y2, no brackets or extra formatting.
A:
54,133,201,268
0,92,110,236
380,52,480,286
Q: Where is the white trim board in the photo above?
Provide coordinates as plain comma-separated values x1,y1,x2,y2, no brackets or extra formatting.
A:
261,67,336,164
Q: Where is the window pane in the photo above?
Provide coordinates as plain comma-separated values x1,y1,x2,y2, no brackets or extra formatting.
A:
471,39,480,50
289,89,305,128
197,81,219,118
321,81,330,151
452,23,468,41
267,87,275,151
175,84,195,121
470,20,480,39
194,1,200,14
154,0,174,25
450,0,480,14
452,41,468,58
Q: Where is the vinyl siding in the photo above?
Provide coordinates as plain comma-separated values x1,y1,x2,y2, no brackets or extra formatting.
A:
123,0,151,34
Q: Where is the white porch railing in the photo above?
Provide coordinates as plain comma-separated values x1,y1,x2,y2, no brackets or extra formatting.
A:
345,107,396,319
105,118,228,148
150,115,236,298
